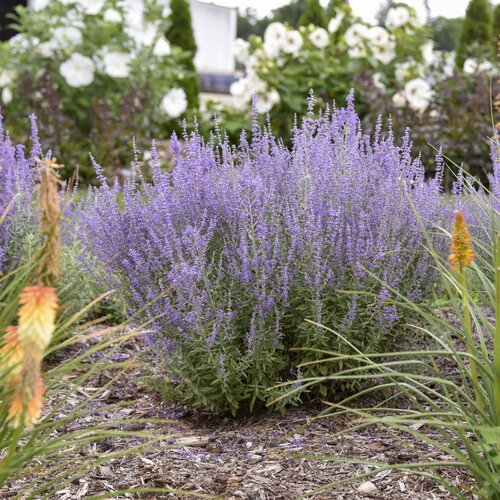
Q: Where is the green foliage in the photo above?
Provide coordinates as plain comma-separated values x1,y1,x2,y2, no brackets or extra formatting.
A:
431,16,463,51
326,0,347,18
298,0,327,28
0,260,181,495
166,0,199,108
237,1,310,39
237,8,267,39
272,0,308,27
218,13,432,145
455,0,493,68
354,67,498,187
0,1,195,183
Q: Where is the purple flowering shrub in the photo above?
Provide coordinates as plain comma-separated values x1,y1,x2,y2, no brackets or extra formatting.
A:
79,93,449,414
0,115,40,271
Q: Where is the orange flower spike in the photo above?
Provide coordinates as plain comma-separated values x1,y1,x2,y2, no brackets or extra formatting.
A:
7,373,45,429
448,210,475,272
0,327,24,380
17,285,58,353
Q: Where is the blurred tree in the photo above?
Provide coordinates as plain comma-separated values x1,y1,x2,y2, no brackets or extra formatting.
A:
272,0,308,27
237,8,267,39
0,0,26,41
298,0,327,28
166,0,200,108
237,1,308,39
494,3,500,43
455,0,493,68
431,17,464,51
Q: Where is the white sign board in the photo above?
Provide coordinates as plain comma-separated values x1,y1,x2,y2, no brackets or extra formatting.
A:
190,0,236,75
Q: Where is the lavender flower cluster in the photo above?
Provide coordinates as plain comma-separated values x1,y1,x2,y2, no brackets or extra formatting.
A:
79,93,450,414
0,115,40,271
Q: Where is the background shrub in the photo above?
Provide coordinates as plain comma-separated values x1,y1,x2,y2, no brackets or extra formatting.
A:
354,67,498,187
0,0,194,181
166,0,200,109
455,0,494,68
298,0,328,28
217,3,496,182
79,94,450,415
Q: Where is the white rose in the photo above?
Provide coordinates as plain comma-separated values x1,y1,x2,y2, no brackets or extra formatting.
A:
348,45,366,59
282,30,303,55
66,9,85,28
230,78,251,109
80,0,106,15
344,23,369,47
403,78,433,113
328,13,344,33
264,22,287,48
38,40,56,57
230,78,248,97
52,26,83,48
308,28,329,49
230,80,250,110
60,53,95,87
255,89,279,114
385,6,410,31
103,51,132,78
477,60,493,72
395,62,412,82
264,39,281,58
372,41,396,65
443,53,455,78
153,37,172,57
372,73,385,91
119,0,144,27
8,33,29,51
103,8,123,23
246,71,267,94
126,22,158,47
463,58,477,74
1,88,13,105
233,38,250,64
367,26,389,47
392,91,406,108
160,88,187,118
0,70,14,87
421,42,435,65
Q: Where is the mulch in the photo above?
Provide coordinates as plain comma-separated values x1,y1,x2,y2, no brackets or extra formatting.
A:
1,332,474,499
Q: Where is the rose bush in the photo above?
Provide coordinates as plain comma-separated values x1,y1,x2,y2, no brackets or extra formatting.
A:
210,3,496,180
0,0,194,180
212,4,430,138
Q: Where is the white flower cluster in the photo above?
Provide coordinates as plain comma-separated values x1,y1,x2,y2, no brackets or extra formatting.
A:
344,23,396,64
1,0,186,118
230,16,399,113
392,78,433,113
226,7,497,118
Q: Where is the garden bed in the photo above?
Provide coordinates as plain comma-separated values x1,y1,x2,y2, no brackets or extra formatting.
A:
2,334,473,499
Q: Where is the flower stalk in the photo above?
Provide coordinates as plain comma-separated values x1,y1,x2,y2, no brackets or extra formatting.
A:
36,156,62,287
495,233,500,424
449,210,484,412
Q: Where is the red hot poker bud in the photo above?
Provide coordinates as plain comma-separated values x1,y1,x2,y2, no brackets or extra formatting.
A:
448,210,475,272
